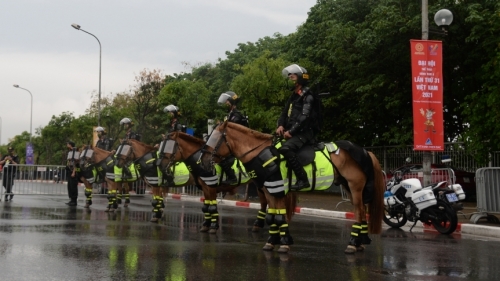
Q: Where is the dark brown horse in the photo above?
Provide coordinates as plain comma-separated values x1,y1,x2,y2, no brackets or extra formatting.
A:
158,131,297,233
202,121,385,254
79,145,120,210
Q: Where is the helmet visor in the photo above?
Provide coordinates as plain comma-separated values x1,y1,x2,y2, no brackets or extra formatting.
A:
281,64,306,78
217,93,231,106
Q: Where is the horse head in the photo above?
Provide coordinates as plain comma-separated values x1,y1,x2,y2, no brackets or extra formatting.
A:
114,139,134,168
202,121,273,170
157,131,206,174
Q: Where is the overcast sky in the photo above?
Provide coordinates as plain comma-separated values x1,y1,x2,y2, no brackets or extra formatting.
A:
0,0,316,145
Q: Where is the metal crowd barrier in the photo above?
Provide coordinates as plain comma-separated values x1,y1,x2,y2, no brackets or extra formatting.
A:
470,168,500,224
0,164,149,201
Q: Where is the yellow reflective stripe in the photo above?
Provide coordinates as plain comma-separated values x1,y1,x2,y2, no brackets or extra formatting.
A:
262,156,277,167
360,230,368,234
276,209,287,215
204,200,210,204
268,209,277,214
280,224,288,228
351,232,359,236
107,160,113,165
146,158,155,164
210,200,217,205
269,230,279,234
352,225,362,230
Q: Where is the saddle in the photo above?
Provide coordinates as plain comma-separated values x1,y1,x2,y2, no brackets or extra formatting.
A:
295,142,325,166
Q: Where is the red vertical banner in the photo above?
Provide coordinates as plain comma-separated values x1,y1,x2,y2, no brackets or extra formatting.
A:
411,40,444,151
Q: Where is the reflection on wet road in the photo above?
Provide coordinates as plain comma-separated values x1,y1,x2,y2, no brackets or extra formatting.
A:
1,195,500,280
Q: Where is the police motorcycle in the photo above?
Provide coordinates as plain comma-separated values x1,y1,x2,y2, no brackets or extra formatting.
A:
383,162,463,234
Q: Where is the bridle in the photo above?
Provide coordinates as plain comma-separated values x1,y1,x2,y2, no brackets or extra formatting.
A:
157,132,186,172
206,121,272,170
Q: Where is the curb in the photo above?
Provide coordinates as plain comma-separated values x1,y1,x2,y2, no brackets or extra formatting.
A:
165,193,500,239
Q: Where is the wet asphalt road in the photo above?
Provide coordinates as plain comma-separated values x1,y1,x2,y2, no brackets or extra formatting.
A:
1,195,500,281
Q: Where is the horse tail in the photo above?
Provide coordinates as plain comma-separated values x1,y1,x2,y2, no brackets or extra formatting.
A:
285,192,297,222
367,151,385,234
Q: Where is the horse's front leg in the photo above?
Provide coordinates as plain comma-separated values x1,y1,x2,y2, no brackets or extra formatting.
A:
80,176,93,208
123,182,131,207
262,188,293,253
105,181,119,212
345,189,367,254
252,183,267,232
150,186,164,223
201,184,219,234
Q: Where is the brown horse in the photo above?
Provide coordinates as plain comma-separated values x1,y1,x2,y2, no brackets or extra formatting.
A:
158,131,297,233
79,145,119,210
202,121,385,254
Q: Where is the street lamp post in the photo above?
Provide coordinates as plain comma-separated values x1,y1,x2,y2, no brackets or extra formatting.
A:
71,23,102,126
13,84,33,143
420,2,453,186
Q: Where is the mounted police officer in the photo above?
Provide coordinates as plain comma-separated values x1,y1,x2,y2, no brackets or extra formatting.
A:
119,118,141,142
164,105,184,133
95,126,111,151
217,91,249,185
115,117,141,180
160,104,185,186
276,64,318,191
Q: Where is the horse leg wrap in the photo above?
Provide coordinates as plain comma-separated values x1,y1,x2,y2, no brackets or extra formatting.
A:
273,209,293,246
125,193,130,204
267,224,281,245
209,200,219,229
116,192,122,204
253,210,266,228
84,188,93,206
265,208,277,225
202,201,211,227
279,223,294,246
348,223,363,247
152,196,164,219
360,221,371,245
107,190,117,208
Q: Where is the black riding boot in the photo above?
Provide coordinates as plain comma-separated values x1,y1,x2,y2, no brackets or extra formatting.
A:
220,159,237,185
288,156,310,191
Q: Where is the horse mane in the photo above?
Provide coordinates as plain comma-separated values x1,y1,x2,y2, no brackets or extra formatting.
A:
225,122,273,140
128,138,156,150
177,132,206,145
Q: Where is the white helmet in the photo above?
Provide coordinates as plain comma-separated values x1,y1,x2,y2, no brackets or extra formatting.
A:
163,105,179,113
95,126,105,133
120,117,133,125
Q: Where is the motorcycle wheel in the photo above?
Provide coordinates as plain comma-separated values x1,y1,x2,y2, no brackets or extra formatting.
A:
425,200,458,234
383,206,408,228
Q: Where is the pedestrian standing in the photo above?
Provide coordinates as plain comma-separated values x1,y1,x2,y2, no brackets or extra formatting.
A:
1,146,19,201
65,141,80,206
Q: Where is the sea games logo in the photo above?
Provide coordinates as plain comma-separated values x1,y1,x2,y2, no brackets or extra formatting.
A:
414,43,425,55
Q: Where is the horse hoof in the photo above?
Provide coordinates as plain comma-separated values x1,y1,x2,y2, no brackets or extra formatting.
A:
251,226,262,233
277,245,290,253
84,204,90,209
344,245,357,254
150,217,159,223
208,228,218,234
262,243,275,251
104,208,111,213
124,203,129,208
356,245,365,252
200,226,210,233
